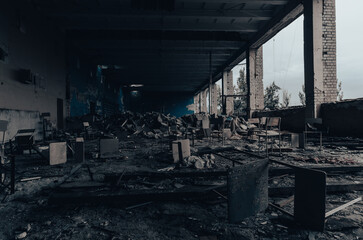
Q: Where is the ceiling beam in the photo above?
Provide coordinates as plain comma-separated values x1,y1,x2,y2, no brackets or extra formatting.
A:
67,30,248,42
60,20,259,32
74,40,245,50
195,0,303,94
49,9,273,21
85,49,234,56
177,0,288,4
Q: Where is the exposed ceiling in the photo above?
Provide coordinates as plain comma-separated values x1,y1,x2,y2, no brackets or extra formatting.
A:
33,0,303,92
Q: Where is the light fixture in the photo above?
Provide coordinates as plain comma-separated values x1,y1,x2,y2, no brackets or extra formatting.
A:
129,84,144,88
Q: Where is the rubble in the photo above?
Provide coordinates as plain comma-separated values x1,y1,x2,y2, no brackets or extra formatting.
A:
182,154,216,169
0,111,362,240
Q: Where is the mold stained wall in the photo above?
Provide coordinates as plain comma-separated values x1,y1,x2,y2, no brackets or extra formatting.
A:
0,1,66,136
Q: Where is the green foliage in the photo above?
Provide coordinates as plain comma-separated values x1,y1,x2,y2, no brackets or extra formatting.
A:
298,84,305,106
281,90,291,108
264,81,281,110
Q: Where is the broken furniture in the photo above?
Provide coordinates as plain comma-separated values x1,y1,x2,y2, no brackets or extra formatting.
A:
172,139,190,163
0,121,15,195
227,159,269,223
41,112,52,142
14,129,35,154
210,116,226,144
257,117,281,157
49,142,67,165
74,137,85,162
270,159,362,231
246,118,260,140
304,118,323,150
0,120,7,169
0,120,8,184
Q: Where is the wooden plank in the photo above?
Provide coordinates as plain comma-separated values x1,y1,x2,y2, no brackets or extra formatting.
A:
49,184,225,205
325,197,362,218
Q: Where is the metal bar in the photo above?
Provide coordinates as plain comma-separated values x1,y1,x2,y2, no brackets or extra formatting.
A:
10,155,15,194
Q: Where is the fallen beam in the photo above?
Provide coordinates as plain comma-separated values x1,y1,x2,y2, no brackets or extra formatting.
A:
104,164,363,183
269,183,363,197
49,184,224,205
104,169,228,182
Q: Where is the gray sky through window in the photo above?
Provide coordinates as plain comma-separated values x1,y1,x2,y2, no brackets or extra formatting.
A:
229,0,363,106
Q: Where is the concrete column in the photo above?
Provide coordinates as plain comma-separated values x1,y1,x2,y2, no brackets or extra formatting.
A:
247,46,264,118
194,94,200,113
223,70,234,115
304,0,337,118
200,89,208,113
210,83,218,115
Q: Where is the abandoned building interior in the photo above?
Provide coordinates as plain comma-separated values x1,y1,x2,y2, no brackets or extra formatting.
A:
0,0,362,239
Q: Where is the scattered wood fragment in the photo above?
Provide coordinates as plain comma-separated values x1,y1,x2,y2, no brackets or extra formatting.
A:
276,195,294,207
325,197,362,218
20,176,41,182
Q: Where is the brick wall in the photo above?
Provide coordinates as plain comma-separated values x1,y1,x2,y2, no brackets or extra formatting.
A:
249,47,264,114
322,0,337,102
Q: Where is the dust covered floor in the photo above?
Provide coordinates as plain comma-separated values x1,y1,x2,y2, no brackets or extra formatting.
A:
0,137,362,240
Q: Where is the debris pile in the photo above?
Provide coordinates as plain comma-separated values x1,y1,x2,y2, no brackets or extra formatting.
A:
67,111,194,139
182,154,216,169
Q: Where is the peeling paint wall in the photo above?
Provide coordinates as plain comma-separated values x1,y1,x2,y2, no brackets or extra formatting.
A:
0,2,66,128
0,108,41,141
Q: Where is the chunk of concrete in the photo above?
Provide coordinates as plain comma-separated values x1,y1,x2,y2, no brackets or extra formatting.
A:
49,142,67,165
172,139,190,163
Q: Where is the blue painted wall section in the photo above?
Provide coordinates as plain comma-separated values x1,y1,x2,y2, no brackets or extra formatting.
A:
122,89,194,117
68,51,122,117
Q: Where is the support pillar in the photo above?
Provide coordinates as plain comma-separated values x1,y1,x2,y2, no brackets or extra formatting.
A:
210,83,218,115
194,94,200,113
223,71,234,116
304,0,337,118
247,46,264,118
200,89,208,113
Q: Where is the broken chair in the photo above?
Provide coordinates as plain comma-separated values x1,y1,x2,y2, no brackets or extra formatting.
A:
257,117,281,157
14,129,35,154
304,118,323,150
